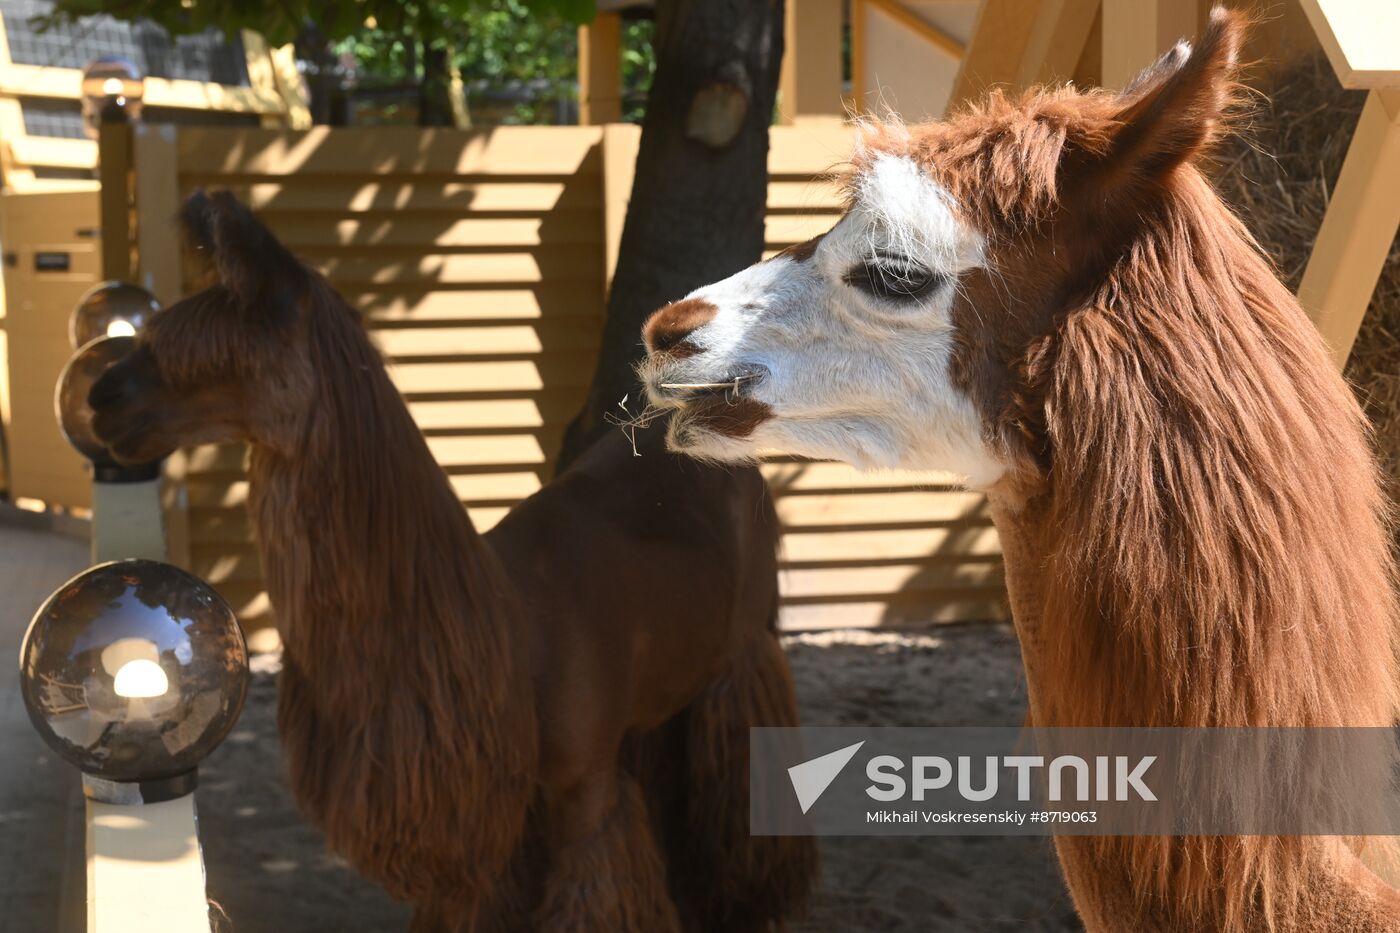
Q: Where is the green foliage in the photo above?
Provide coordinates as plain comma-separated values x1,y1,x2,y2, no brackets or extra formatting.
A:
40,0,597,49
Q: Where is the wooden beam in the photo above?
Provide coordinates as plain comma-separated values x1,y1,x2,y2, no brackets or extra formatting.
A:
600,123,640,291
948,0,1040,112
866,0,964,61
578,12,623,125
779,0,846,124
851,0,866,113
1016,0,1101,88
1297,89,1400,370
1298,0,1400,90
1101,0,1200,88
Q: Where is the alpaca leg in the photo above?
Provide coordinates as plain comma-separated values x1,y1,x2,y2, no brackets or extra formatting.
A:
667,632,819,933
533,771,681,933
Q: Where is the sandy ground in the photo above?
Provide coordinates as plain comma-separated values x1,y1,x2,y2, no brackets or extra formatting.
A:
198,624,1080,932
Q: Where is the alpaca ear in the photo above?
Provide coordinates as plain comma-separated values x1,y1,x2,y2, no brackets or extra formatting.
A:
1100,7,1244,185
180,189,306,322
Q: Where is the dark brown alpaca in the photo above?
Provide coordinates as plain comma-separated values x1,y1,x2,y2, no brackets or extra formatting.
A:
87,191,817,931
639,9,1400,931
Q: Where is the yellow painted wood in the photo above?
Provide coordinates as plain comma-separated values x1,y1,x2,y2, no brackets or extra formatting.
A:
309,249,602,286
601,123,641,288
781,593,1011,629
779,0,847,125
1298,0,1400,90
261,214,602,249
866,0,966,60
385,357,594,394
134,125,182,305
781,561,1004,599
0,64,284,113
1297,89,1400,370
371,321,601,358
579,13,623,124
6,136,96,171
174,126,605,177
949,0,1041,111
87,797,211,933
0,188,102,508
766,213,844,244
352,287,605,322
204,180,602,214
1101,0,1200,89
1016,0,1103,88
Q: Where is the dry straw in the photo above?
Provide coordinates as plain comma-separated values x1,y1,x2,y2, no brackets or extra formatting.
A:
1213,54,1399,543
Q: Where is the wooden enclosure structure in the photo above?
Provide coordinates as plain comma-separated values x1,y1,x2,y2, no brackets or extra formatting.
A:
101,122,1007,635
0,1,306,509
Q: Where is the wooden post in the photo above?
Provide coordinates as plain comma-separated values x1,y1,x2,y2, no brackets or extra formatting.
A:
948,0,1040,111
97,118,134,282
1101,0,1200,88
1016,0,1102,88
600,122,640,292
1296,89,1400,370
579,13,623,125
87,797,210,933
778,0,845,125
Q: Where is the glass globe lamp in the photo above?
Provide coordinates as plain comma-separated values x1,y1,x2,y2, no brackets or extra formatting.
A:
55,334,160,482
19,560,248,803
80,57,144,138
70,281,159,349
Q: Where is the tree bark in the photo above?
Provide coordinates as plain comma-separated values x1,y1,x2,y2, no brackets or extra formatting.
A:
556,0,786,467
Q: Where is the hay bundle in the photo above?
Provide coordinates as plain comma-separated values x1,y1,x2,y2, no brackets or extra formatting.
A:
1212,55,1400,520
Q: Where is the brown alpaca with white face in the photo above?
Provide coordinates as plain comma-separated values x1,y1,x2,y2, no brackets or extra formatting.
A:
86,191,817,931
642,10,1400,931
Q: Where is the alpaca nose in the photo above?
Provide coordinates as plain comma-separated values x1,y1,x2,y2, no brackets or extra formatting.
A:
643,297,718,357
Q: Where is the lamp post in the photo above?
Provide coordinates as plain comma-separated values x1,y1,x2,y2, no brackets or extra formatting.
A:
20,559,247,931
55,332,166,562
83,57,144,284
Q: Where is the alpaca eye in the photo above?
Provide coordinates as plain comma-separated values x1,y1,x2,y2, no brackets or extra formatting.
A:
845,258,946,304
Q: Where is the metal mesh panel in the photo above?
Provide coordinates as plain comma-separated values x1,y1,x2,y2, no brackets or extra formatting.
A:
18,95,84,138
1,0,249,85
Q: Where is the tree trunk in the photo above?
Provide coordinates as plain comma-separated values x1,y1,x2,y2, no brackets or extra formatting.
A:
296,28,338,126
418,42,459,127
556,0,786,467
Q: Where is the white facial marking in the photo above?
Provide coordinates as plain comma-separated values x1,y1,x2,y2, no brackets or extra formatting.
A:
643,154,1006,489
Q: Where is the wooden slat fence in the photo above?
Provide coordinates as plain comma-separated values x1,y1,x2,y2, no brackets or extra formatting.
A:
126,123,1007,632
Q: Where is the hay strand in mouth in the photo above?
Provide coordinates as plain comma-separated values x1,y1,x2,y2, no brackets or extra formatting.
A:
657,373,758,391
605,393,664,456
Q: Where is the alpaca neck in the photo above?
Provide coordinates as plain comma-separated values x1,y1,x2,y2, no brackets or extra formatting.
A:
244,312,522,692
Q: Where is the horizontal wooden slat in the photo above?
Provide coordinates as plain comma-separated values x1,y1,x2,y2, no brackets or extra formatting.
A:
780,593,1010,630
769,124,856,176
766,213,842,245
310,249,601,286
407,395,582,431
386,356,593,394
776,490,990,528
768,179,846,212
781,561,1004,598
427,434,552,467
176,126,604,177
263,215,602,249
352,287,604,322
186,470,552,510
761,461,967,494
371,321,600,358
780,525,1003,564
200,180,602,214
